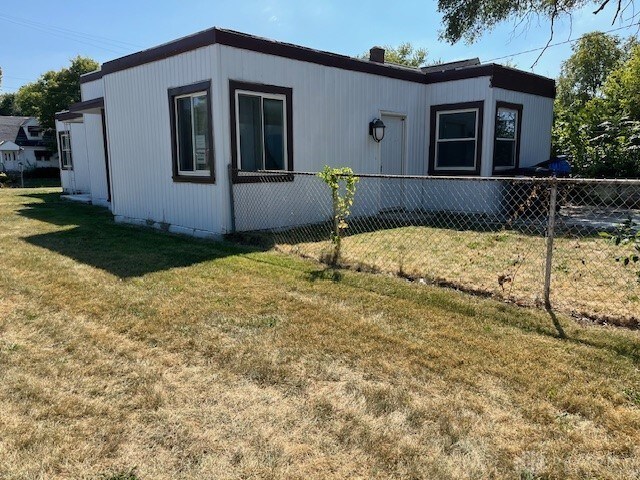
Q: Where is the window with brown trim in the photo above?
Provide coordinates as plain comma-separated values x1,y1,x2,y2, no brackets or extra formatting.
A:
493,101,523,173
229,80,293,183
429,101,484,176
58,131,73,170
168,80,215,183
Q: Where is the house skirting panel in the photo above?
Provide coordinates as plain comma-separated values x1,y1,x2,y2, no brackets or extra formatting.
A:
114,215,222,241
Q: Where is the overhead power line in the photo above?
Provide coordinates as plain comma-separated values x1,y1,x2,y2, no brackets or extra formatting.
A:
0,13,143,54
484,21,640,63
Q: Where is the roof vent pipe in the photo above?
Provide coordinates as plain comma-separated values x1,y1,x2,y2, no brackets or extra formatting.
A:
369,47,385,63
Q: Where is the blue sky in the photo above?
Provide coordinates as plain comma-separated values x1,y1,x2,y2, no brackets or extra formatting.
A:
1,0,638,93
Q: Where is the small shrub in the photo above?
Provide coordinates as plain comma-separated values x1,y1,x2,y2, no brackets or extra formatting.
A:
317,166,359,265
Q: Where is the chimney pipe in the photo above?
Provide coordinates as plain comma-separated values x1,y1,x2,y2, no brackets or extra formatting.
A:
369,47,385,64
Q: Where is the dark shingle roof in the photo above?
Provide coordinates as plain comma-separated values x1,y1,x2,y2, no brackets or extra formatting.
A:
0,116,30,144
0,116,47,147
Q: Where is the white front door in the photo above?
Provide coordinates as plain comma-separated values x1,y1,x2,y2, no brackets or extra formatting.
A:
380,114,405,210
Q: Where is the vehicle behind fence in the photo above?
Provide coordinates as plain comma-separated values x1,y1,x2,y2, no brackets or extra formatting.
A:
231,170,640,326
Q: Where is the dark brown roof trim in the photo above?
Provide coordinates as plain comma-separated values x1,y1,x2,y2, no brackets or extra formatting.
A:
96,27,556,98
100,27,425,83
102,29,216,76
425,64,555,98
69,97,105,113
79,70,103,84
55,111,82,121
489,65,556,99
214,29,427,83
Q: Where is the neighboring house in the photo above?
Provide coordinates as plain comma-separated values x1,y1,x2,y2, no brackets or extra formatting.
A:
0,116,55,172
55,27,555,237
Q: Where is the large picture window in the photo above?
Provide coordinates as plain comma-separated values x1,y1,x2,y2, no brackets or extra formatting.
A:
429,101,483,175
58,131,73,170
168,80,214,183
230,81,293,183
493,102,522,172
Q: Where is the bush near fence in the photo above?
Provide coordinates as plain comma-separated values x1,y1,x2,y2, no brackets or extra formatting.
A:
231,170,640,327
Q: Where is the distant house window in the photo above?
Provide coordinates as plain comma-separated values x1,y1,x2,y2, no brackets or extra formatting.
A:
230,80,293,183
59,131,73,169
2,152,17,162
28,126,42,137
493,102,522,172
35,150,51,161
429,101,484,175
168,80,214,183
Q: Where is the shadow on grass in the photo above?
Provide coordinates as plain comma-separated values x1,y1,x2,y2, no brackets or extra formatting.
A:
547,308,567,339
307,267,343,283
18,192,259,278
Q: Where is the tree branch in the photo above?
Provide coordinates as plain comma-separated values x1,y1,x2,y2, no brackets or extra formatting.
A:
532,1,559,67
593,0,612,15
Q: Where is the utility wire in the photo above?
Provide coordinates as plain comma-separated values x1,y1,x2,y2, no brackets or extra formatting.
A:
484,20,640,62
0,13,143,50
0,16,126,54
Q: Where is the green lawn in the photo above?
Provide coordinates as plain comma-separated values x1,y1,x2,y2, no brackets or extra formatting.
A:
0,188,639,479
273,219,639,325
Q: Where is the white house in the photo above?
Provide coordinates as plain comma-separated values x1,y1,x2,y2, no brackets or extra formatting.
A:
55,27,555,237
0,116,56,172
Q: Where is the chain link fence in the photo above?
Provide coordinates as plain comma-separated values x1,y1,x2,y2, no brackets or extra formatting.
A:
230,170,640,326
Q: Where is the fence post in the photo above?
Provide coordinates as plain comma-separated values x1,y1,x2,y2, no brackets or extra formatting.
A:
20,164,24,188
544,179,558,309
227,163,236,234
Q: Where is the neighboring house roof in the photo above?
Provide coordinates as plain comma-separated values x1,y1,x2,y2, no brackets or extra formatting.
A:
0,116,50,148
0,140,22,151
80,27,556,98
0,116,31,143
421,58,481,73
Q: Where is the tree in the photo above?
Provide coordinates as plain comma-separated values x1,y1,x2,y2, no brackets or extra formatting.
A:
553,35,640,177
437,0,637,44
361,42,429,67
601,44,640,119
0,93,22,116
556,32,624,110
14,56,99,130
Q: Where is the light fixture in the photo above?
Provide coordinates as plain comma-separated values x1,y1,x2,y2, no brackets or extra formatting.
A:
369,118,386,142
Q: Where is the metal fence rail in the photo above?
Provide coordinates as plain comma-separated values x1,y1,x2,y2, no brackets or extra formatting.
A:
231,170,640,326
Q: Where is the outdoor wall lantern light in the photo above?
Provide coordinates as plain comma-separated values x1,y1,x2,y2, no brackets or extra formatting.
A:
369,118,386,142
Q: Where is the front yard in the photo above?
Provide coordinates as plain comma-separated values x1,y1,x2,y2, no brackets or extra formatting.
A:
0,188,639,479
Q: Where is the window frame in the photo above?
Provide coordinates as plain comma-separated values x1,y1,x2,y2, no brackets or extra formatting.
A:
492,101,523,174
168,80,215,184
429,101,484,176
58,131,73,170
229,80,293,184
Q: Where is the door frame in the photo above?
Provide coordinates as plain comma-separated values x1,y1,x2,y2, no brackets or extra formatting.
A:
378,111,408,212
379,110,408,176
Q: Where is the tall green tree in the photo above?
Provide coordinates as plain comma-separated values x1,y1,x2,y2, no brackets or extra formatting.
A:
601,44,640,119
14,56,99,130
0,93,22,116
361,42,429,67
554,34,640,177
437,0,635,44
556,32,624,110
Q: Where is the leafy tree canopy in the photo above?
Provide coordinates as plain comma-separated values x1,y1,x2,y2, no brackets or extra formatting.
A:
553,34,640,177
601,43,640,119
361,42,429,67
437,0,635,44
0,93,23,116
556,32,625,110
14,56,99,130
